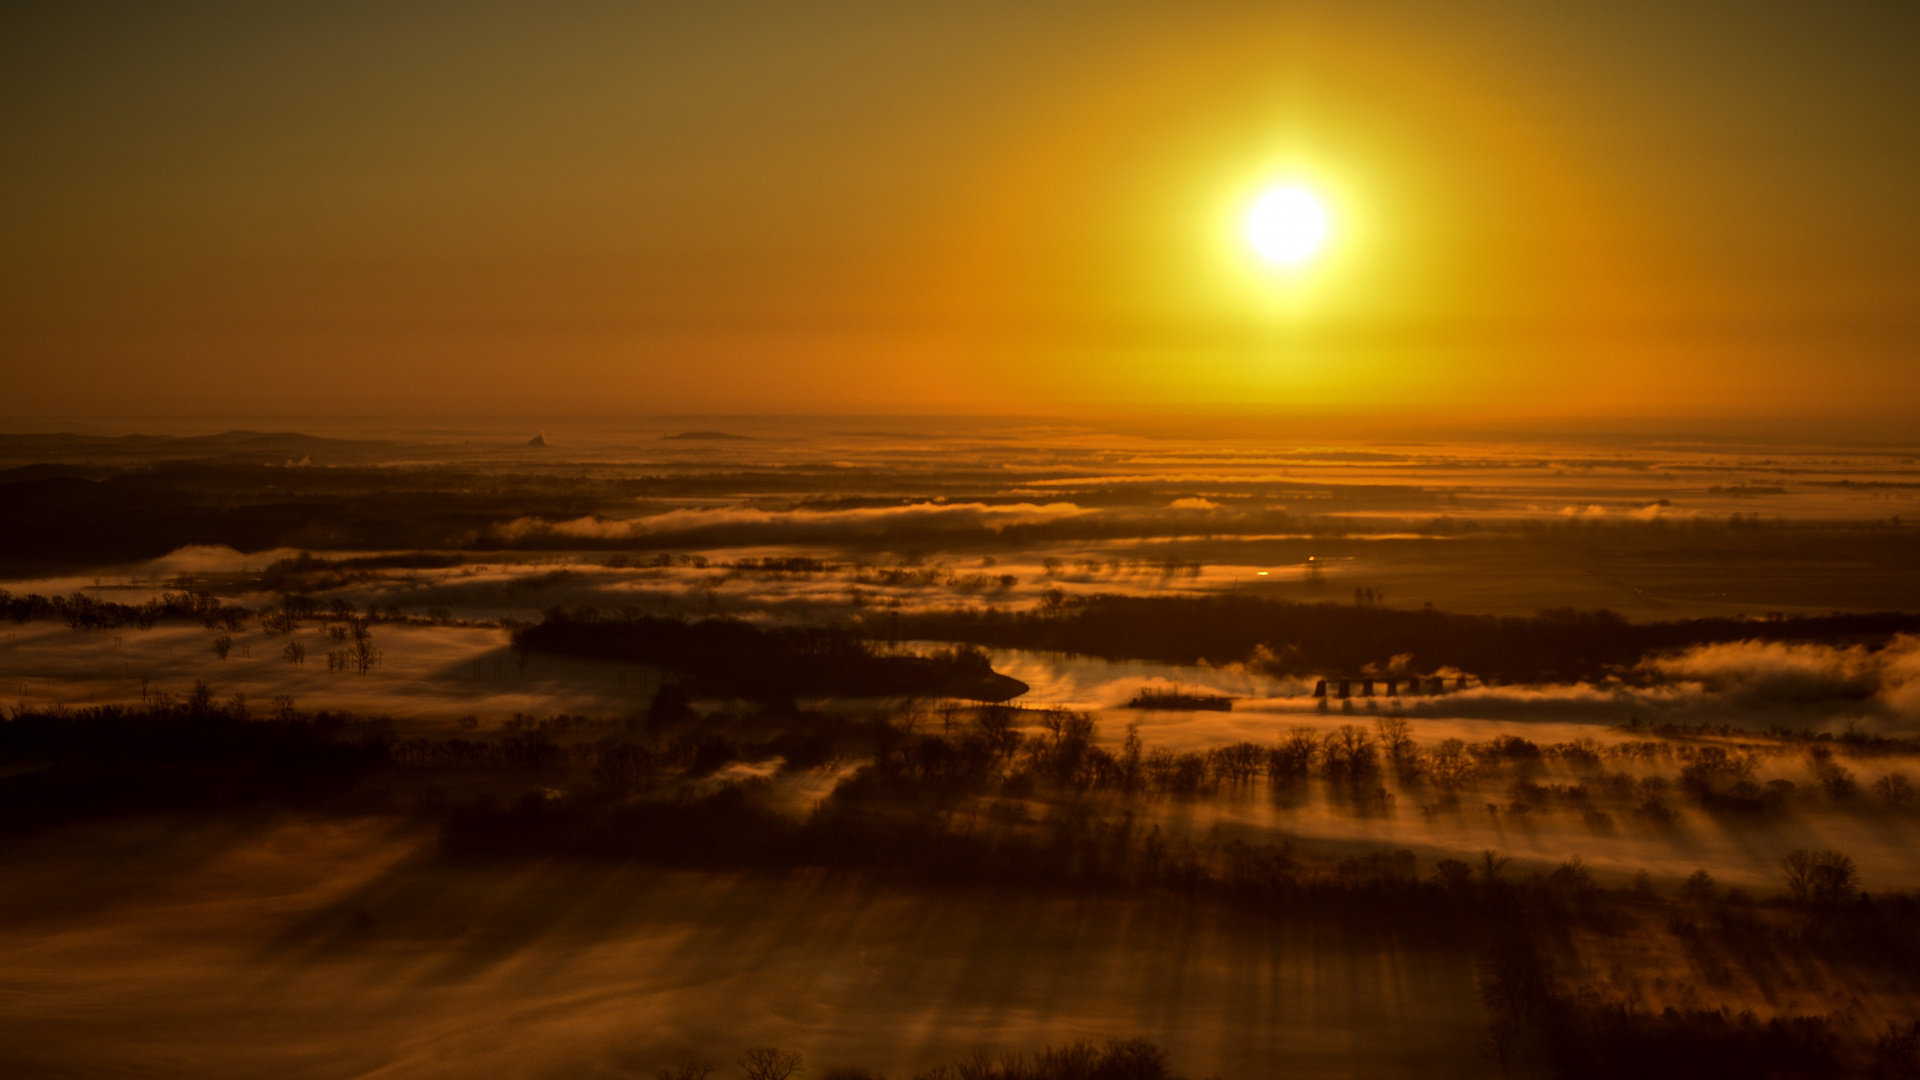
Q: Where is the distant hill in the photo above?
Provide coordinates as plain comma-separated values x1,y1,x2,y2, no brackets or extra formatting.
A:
0,463,123,484
0,430,378,467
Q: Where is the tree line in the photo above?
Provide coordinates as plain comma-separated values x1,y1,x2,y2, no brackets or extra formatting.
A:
0,689,389,834
513,607,1023,701
887,594,1920,681
1,588,253,632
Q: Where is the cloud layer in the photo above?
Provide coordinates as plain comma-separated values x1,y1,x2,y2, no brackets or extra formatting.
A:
1401,636,1920,727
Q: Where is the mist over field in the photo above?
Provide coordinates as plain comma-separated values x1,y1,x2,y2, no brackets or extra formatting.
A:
5,421,1920,1078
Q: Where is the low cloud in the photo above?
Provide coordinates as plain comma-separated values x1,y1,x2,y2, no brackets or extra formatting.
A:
142,545,305,575
1405,636,1920,727
1642,639,1885,704
491,501,1093,547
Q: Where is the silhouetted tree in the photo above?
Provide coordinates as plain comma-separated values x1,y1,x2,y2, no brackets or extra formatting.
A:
1682,869,1716,903
1322,724,1378,779
1478,850,1511,887
1374,715,1414,764
186,679,216,714
347,618,379,673
1434,858,1474,890
1428,738,1473,787
738,1047,802,1080
1873,772,1915,808
1782,849,1859,906
1267,727,1319,780
975,706,1024,765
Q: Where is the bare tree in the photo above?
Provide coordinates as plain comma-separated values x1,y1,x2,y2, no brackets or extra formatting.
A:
1873,772,1915,808
1782,848,1859,905
347,617,380,674
259,601,301,636
1433,858,1474,890
282,640,307,665
1268,727,1320,780
1478,850,1511,887
1682,869,1716,902
211,634,233,660
1374,715,1414,764
738,1048,802,1080
1322,724,1378,778
974,707,1023,764
1428,738,1473,787
1119,722,1144,792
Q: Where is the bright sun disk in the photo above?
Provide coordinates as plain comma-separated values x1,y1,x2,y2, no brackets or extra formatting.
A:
1246,186,1329,266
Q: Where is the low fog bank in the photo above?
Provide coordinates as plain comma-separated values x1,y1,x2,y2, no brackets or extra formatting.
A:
12,581,1920,736
1387,636,1920,732
994,635,1920,733
6,426,1920,618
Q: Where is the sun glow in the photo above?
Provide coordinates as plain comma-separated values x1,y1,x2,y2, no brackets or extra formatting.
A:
1246,185,1330,266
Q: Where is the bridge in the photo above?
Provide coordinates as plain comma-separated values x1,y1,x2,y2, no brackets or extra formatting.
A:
1311,675,1475,699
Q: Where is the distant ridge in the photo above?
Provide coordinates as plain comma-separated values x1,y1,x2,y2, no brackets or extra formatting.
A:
662,430,750,441
0,430,371,466
0,430,345,450
527,433,548,447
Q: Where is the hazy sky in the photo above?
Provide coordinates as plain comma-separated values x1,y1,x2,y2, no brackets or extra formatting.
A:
3,1,1916,420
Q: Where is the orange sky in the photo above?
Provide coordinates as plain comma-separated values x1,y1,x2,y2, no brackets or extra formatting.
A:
3,2,1917,420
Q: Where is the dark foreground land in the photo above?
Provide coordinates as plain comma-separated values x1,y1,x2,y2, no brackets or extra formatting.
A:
7,680,1920,1078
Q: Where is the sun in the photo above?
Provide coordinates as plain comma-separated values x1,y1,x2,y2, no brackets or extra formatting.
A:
1245,185,1330,266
